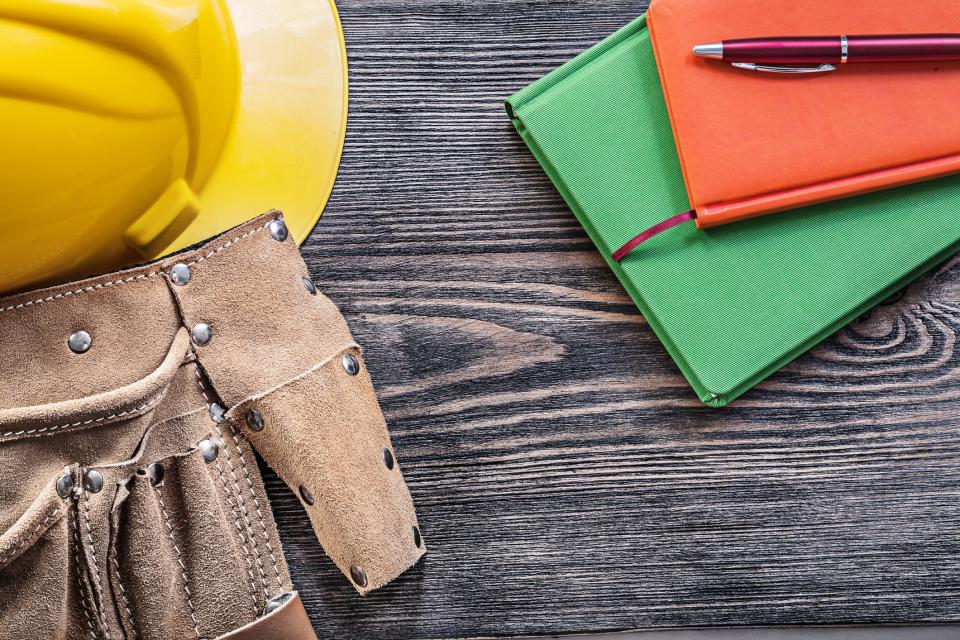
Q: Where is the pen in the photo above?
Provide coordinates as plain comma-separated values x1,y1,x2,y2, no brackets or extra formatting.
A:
692,34,960,73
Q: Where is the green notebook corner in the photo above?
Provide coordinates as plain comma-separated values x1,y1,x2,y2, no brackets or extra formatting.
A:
506,14,960,407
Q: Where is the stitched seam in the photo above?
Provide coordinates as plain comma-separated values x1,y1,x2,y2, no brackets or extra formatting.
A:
229,426,284,590
243,343,360,405
191,362,211,405
93,406,207,476
193,362,260,614
155,488,202,639
0,218,273,316
82,489,112,640
71,507,99,640
0,393,166,440
218,423,269,602
210,447,261,616
191,359,269,601
185,221,269,268
111,555,139,640
0,273,161,315
0,504,61,566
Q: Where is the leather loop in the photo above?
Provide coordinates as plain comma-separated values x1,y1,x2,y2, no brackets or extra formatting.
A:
215,592,317,640
163,213,426,593
233,350,425,593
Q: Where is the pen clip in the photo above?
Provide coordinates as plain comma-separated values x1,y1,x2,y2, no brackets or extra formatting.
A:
731,62,837,74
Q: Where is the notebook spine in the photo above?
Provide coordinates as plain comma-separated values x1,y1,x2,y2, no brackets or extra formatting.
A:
509,117,613,258
505,15,722,406
697,152,960,227
508,110,720,406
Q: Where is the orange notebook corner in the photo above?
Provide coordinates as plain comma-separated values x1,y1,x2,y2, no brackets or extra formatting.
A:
646,0,960,228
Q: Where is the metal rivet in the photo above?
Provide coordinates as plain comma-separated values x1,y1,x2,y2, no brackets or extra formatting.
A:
350,565,368,588
413,526,422,548
382,448,395,470
198,439,220,464
246,409,264,432
147,463,165,486
299,484,315,506
302,277,317,295
68,330,92,354
56,469,74,498
263,591,294,616
208,403,227,424
269,219,288,242
82,469,103,493
169,263,192,286
342,354,360,376
191,323,213,346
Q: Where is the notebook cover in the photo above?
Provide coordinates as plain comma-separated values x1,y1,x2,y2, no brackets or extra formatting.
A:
647,0,960,228
505,15,960,407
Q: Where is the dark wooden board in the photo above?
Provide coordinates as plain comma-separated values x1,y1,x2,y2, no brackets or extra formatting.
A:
260,1,960,637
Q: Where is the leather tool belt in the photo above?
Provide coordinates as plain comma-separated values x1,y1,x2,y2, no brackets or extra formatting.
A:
0,212,425,640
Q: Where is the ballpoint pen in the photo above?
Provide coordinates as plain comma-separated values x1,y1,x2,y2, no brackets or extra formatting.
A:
692,34,960,73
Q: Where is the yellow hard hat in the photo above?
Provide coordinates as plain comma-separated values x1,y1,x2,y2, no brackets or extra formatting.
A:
0,0,347,294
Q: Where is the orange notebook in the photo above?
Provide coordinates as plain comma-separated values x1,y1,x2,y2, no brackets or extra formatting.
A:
647,0,960,229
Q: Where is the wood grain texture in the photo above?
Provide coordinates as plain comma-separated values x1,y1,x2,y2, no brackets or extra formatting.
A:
259,1,960,637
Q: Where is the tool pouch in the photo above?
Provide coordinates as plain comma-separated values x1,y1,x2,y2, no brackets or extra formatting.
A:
0,213,425,639
166,213,426,594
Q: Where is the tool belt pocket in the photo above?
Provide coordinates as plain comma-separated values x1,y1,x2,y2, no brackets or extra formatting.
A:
108,439,280,640
0,329,193,446
0,329,207,640
231,346,426,593
0,479,76,639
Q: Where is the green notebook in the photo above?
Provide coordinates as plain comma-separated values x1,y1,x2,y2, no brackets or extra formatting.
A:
506,14,960,407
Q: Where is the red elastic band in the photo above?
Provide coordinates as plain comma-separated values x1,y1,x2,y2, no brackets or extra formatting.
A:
611,210,696,262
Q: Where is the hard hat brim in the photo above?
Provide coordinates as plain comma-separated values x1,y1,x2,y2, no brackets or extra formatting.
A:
157,0,349,255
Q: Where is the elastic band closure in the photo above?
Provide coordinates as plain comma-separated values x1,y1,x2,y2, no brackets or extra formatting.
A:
612,210,696,262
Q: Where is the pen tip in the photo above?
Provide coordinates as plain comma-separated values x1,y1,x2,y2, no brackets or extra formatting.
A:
693,42,724,59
